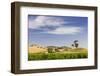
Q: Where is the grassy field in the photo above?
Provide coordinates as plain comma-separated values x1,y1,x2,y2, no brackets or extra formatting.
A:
28,48,88,60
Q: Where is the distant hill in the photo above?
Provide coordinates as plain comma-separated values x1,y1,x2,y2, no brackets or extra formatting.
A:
47,46,71,49
28,44,47,53
28,44,87,53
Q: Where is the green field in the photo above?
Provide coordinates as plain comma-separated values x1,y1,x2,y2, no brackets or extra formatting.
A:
28,48,88,60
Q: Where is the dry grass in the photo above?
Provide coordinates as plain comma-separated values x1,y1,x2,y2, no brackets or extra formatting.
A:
28,45,47,53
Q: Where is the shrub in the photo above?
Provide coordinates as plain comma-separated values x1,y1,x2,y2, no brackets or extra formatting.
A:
55,48,60,52
47,48,54,53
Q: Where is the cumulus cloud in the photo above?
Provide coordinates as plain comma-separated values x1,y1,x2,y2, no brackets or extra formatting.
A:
29,16,67,29
47,27,81,35
29,16,82,35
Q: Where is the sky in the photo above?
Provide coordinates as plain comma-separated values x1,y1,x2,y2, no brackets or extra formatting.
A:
28,15,88,48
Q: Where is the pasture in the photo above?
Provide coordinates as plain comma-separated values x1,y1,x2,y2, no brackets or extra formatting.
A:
28,48,88,60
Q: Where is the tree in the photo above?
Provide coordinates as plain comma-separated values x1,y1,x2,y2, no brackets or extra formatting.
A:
71,44,74,48
74,40,79,48
47,48,54,53
55,48,59,52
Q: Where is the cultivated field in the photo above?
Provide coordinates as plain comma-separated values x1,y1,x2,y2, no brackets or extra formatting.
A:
28,48,88,60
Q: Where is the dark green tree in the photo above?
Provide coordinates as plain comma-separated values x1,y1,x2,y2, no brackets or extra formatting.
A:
47,48,54,53
71,44,74,48
55,48,59,52
74,40,79,48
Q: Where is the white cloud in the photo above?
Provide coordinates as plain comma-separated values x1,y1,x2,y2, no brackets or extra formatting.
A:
29,16,67,29
29,16,82,35
47,27,81,35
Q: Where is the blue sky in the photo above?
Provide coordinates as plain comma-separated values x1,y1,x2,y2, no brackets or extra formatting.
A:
28,15,88,48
